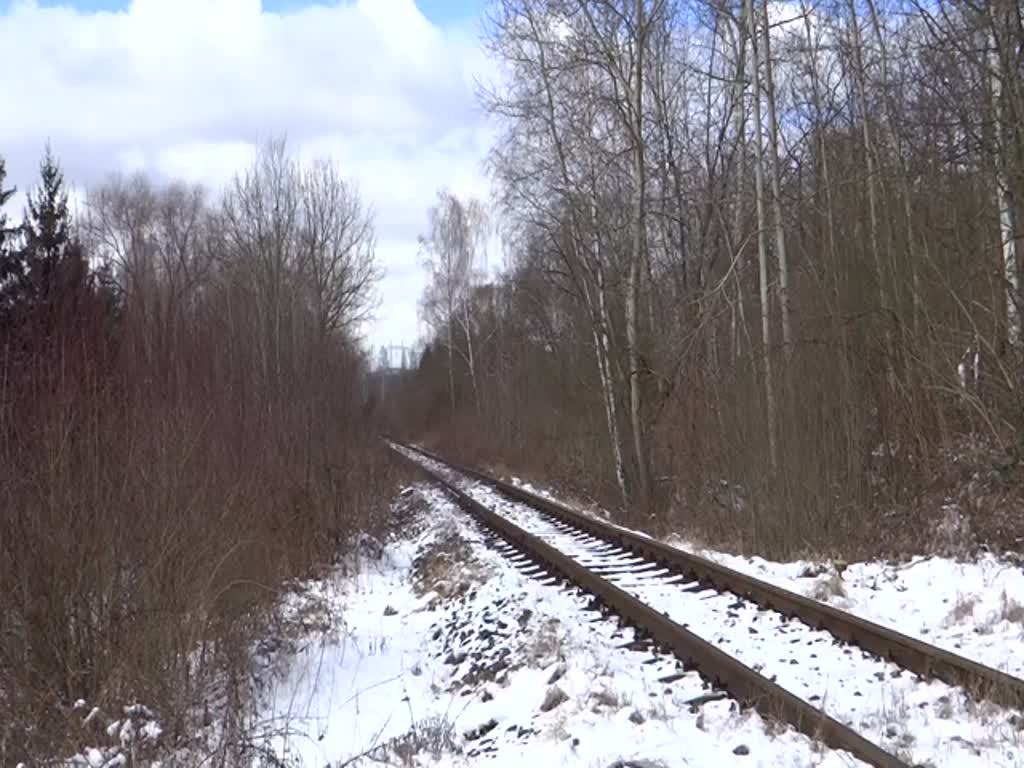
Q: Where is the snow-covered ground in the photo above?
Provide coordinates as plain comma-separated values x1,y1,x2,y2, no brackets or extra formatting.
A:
389,446,1024,766
676,544,1024,679
503,472,1024,683
58,704,164,768
252,483,872,767
451,477,1024,767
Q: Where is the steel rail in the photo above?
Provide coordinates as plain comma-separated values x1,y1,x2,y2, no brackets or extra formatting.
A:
397,440,1024,713
389,441,910,768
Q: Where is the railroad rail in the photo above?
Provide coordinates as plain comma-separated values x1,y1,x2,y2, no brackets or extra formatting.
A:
389,440,909,768
391,439,1024,768
396,440,1024,712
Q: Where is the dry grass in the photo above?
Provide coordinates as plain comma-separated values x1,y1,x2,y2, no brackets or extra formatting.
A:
944,594,979,626
526,617,565,666
999,590,1024,626
364,716,460,767
411,518,493,603
807,572,848,602
588,686,624,711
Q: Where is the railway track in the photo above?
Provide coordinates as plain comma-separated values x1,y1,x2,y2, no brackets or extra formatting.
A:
390,439,1024,768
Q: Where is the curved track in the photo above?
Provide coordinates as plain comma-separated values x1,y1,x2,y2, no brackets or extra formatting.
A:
390,440,1024,768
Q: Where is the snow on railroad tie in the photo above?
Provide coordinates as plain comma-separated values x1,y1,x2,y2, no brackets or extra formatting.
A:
485,447,1024,698
452,478,1024,768
686,543,1024,681
256,479,872,767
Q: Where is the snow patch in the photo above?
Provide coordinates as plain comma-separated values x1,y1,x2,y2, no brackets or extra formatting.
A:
252,479,871,766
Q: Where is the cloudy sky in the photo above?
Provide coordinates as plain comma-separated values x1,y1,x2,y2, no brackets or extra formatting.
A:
0,0,494,350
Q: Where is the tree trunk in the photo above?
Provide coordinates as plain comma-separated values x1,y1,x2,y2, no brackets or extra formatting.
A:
529,8,631,505
462,298,481,413
989,10,1021,345
596,311,629,507
592,211,630,507
730,15,749,364
803,0,856,481
628,0,651,506
760,0,793,359
447,302,456,420
846,0,896,388
865,0,922,338
746,0,779,470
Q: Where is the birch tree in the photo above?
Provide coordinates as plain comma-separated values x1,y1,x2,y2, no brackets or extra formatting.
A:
297,158,379,340
419,189,488,416
987,1,1021,345
400,0,1024,551
758,0,792,358
746,0,779,468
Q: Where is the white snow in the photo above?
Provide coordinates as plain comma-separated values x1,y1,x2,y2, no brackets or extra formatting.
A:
395,446,1024,767
460,481,1024,767
503,450,1024,684
139,720,162,741
253,539,438,766
63,702,163,767
682,544,1024,677
254,481,872,767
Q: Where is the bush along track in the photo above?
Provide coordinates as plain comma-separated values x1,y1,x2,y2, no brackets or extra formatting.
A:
391,440,1024,768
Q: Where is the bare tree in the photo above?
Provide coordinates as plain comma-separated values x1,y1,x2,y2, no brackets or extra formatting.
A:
987,1,1021,344
482,0,635,505
419,189,489,415
745,0,779,468
758,0,793,358
398,0,1024,558
297,157,379,339
2,139,386,763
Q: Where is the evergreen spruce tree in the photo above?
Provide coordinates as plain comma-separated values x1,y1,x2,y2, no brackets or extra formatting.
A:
22,143,73,303
0,155,22,326
0,155,15,251
18,144,96,332
0,144,98,348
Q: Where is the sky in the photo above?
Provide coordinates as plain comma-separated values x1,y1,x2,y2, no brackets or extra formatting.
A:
0,0,493,350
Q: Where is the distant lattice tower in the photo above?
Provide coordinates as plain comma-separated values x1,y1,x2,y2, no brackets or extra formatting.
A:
377,343,412,374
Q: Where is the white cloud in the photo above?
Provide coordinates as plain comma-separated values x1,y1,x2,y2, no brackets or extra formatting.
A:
0,0,494,347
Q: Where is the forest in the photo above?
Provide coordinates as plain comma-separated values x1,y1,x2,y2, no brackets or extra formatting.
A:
394,0,1024,559
0,140,393,759
3,0,1024,762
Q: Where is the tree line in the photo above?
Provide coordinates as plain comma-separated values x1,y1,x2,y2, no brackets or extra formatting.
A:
396,0,1024,558
0,140,388,762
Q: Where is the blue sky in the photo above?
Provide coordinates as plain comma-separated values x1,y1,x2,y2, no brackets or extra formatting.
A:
0,0,486,24
0,0,494,348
